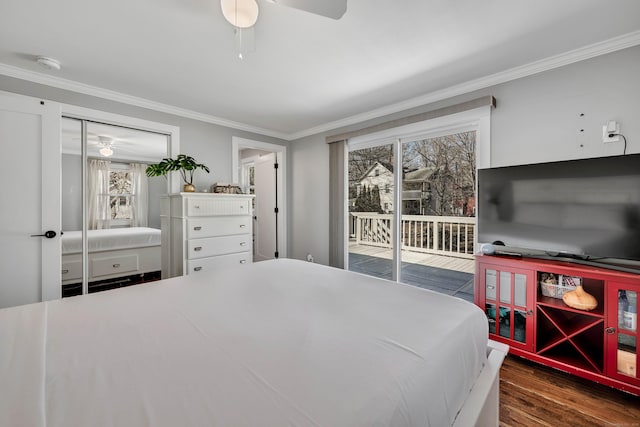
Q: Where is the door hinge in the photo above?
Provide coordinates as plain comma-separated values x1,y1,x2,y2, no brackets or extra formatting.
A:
274,207,279,213
274,251,279,258
274,162,279,169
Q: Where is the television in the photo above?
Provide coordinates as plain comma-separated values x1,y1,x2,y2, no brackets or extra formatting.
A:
477,153,640,268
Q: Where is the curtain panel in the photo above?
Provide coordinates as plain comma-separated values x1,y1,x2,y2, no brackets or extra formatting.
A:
88,159,111,230
130,163,149,227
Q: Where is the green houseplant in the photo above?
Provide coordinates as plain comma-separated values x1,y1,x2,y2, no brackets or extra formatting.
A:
146,154,210,192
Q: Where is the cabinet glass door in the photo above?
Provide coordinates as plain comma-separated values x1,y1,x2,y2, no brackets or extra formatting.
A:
482,265,534,351
616,288,637,380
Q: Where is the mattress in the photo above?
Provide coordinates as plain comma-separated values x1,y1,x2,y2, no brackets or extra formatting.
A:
0,259,487,427
61,227,161,254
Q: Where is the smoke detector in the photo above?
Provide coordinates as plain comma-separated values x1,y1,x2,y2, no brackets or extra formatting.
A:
36,56,61,71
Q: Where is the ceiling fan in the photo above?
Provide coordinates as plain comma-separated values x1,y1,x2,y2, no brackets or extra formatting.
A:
220,0,347,28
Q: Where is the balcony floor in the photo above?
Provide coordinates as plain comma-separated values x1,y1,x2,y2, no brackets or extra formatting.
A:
348,243,475,303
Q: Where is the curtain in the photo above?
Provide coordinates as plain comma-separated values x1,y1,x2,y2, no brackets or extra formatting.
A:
130,163,149,227
328,140,346,268
88,159,111,230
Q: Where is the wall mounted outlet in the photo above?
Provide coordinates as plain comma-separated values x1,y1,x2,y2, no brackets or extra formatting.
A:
602,121,620,143
306,253,314,262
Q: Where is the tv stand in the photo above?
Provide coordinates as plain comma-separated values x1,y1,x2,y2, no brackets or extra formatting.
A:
475,254,640,395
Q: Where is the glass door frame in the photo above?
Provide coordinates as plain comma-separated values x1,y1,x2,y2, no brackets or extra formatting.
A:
345,107,492,281
61,104,180,295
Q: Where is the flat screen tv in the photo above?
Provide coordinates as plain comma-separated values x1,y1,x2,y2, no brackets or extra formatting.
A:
477,153,640,268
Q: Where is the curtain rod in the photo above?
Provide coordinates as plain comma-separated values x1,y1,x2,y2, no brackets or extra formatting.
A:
326,95,496,144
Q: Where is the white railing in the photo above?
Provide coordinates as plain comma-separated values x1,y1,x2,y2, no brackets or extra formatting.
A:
350,212,476,259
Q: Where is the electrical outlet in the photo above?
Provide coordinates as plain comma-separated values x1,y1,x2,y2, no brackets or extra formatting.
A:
306,253,314,262
602,121,620,143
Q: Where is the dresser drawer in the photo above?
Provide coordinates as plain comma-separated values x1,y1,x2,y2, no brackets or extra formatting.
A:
186,198,250,216
187,252,252,274
187,216,251,239
187,235,252,259
92,254,139,277
61,260,82,281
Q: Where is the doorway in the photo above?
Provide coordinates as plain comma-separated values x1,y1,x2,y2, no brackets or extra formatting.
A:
232,137,287,261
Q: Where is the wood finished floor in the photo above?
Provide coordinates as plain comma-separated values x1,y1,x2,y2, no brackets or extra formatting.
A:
500,355,640,426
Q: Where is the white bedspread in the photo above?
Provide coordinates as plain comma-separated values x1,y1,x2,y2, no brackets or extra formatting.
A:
61,227,161,254
0,259,487,427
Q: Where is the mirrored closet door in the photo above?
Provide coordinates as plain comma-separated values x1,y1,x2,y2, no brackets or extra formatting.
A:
61,117,170,297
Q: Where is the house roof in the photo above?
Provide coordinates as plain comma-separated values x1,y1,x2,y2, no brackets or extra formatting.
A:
1,1,639,139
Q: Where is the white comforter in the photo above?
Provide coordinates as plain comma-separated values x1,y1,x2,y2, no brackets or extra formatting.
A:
61,227,161,254
0,259,487,426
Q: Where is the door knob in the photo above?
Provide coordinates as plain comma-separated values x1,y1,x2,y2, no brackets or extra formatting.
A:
31,230,57,238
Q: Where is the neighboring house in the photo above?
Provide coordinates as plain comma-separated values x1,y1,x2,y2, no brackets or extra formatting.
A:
354,162,475,216
354,162,395,213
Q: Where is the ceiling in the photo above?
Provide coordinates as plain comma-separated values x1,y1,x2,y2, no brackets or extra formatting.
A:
1,0,640,140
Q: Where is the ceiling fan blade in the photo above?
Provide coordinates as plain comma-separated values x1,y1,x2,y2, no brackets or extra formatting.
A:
266,0,347,19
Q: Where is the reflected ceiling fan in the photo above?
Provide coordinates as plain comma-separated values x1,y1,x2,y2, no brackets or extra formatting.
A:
70,133,137,158
220,0,347,28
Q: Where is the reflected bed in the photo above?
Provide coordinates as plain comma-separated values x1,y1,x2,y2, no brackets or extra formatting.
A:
61,227,161,286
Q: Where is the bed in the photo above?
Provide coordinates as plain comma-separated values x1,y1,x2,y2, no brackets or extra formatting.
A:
60,227,162,286
0,259,507,426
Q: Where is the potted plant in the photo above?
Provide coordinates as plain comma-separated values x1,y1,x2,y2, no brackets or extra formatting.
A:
146,154,210,192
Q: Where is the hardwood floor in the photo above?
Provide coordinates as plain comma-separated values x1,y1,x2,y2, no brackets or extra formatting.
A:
500,355,640,426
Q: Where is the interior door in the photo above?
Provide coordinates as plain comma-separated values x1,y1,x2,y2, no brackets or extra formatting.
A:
0,92,61,308
254,153,278,261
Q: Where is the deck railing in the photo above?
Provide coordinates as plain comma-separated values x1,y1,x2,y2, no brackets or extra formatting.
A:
350,212,476,259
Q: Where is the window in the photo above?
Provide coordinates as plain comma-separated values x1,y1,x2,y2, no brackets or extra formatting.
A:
385,184,390,194
109,168,133,224
375,169,380,177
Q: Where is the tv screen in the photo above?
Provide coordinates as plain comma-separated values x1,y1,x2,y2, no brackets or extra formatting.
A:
477,154,640,263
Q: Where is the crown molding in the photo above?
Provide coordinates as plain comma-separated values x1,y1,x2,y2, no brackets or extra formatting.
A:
1,30,639,142
0,62,289,140
287,30,640,141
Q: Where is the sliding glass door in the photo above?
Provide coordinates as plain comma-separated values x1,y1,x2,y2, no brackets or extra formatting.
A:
348,142,395,280
347,129,477,300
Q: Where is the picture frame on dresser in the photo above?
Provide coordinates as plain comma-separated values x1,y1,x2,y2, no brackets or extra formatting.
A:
161,193,255,278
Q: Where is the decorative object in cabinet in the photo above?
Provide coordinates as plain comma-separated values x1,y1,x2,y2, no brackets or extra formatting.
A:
161,193,254,277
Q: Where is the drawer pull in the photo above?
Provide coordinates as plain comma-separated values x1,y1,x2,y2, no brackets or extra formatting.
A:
113,263,120,268
62,269,69,274
194,246,202,251
240,260,247,264
240,205,244,209
487,285,495,290
239,224,246,228
240,242,247,246
194,205,200,209
194,226,202,231
194,266,202,272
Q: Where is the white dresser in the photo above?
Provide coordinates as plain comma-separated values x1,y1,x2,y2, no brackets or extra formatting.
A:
161,193,254,277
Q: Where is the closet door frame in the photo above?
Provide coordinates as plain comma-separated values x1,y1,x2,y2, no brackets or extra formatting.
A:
61,104,181,294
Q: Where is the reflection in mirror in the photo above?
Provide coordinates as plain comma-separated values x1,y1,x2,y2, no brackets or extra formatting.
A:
61,118,169,296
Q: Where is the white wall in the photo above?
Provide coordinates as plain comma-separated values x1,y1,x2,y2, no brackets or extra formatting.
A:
290,45,640,266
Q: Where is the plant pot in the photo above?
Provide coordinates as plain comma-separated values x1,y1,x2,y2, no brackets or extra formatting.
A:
183,183,196,192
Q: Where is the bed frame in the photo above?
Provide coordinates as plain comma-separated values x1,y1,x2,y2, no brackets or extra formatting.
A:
454,340,509,426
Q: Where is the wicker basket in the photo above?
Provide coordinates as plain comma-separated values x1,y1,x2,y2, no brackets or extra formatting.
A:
540,275,581,299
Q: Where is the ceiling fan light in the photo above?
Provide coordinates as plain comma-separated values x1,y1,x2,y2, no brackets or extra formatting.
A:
221,0,259,28
99,146,114,157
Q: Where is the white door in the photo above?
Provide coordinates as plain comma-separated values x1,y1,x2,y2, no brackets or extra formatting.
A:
0,93,61,308
254,153,279,261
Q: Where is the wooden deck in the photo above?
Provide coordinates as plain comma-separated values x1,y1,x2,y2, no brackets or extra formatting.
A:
349,242,476,302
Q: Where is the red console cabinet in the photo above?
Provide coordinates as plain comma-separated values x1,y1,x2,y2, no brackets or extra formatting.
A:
475,254,640,395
